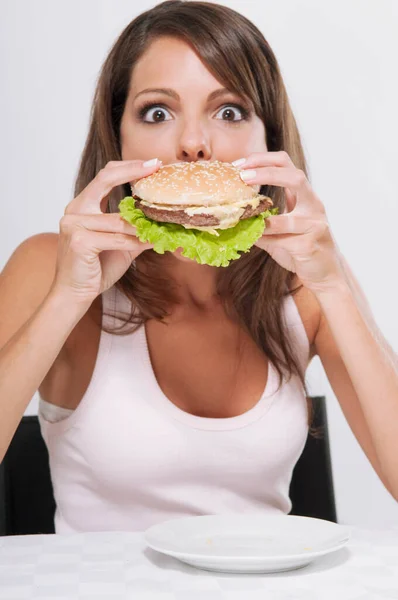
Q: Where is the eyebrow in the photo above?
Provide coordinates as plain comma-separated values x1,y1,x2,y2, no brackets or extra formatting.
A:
133,87,239,103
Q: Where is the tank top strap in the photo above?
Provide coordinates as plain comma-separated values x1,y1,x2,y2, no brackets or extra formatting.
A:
283,293,310,372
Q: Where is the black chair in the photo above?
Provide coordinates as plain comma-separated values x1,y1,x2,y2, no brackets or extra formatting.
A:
0,396,336,535
289,396,337,522
0,416,56,535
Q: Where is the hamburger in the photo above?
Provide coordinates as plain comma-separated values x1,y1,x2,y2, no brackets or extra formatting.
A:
119,160,277,267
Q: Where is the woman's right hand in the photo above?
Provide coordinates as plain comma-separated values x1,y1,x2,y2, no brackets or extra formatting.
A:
50,159,161,306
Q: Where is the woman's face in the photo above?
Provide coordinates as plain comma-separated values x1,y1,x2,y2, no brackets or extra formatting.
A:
120,36,268,262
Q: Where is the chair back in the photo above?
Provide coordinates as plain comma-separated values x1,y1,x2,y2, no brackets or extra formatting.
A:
0,416,55,535
289,396,337,522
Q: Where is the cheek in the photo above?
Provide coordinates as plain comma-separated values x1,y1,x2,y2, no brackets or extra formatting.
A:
120,123,174,162
235,117,267,153
244,125,267,153
212,125,267,157
120,129,142,160
119,114,150,159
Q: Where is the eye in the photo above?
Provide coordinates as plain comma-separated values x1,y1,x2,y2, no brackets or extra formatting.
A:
137,101,251,124
138,103,173,124
215,104,250,123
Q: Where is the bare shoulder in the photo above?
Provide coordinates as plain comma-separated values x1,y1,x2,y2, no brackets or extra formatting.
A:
289,277,322,357
0,233,60,350
2,231,59,279
0,232,100,354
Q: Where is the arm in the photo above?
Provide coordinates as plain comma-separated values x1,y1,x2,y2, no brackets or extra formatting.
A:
313,255,398,500
0,235,89,462
236,150,398,498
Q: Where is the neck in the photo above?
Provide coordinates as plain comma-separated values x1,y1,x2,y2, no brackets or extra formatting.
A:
156,251,220,309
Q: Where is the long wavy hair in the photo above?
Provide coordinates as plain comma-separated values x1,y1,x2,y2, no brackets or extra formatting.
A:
74,0,317,431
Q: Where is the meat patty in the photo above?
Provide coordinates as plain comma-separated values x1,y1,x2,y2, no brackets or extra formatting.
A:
134,197,272,227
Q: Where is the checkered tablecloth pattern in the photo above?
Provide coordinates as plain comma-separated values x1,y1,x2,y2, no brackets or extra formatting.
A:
1,527,398,599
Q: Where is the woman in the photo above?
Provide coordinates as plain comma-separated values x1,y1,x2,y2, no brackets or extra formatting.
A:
0,0,397,533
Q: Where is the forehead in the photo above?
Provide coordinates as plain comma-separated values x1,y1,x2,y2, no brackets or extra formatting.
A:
130,36,222,94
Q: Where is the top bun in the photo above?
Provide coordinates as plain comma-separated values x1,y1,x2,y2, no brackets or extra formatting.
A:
131,160,260,207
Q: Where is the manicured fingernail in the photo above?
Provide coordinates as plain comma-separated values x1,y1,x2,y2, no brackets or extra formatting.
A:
232,158,246,167
240,169,257,181
143,158,160,167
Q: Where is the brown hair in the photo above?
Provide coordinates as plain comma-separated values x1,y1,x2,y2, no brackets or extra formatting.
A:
74,0,317,433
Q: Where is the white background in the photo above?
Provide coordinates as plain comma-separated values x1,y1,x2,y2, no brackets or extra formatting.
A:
1,0,397,528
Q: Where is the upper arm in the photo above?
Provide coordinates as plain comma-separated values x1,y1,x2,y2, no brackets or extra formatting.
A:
293,277,392,494
314,309,392,493
0,233,59,352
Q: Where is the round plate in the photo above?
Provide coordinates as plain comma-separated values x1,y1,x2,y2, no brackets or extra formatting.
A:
144,514,351,573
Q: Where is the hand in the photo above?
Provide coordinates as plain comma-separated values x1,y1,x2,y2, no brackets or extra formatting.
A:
237,151,344,292
50,159,161,306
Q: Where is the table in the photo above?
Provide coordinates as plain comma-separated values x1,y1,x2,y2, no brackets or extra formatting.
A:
1,526,398,599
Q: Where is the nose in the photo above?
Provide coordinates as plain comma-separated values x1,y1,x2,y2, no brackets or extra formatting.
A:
176,121,212,162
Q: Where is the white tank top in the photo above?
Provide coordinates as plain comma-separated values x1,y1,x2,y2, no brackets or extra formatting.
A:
38,285,310,533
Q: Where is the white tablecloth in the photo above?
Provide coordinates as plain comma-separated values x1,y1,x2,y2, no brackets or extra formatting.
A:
1,526,398,599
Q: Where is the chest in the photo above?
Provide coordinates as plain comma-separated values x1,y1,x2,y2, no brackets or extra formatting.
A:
145,312,269,418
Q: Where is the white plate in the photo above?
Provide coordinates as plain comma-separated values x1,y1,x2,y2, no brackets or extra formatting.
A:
144,514,351,573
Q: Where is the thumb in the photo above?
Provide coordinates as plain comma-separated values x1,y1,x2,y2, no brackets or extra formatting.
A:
284,187,297,213
263,213,294,235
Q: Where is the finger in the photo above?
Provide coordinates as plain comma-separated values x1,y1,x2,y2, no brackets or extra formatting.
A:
239,166,309,193
232,151,299,214
100,244,153,277
240,166,316,215
69,229,152,256
284,187,297,213
258,232,301,245
60,213,138,237
65,159,162,216
233,150,295,170
234,152,298,214
262,214,314,235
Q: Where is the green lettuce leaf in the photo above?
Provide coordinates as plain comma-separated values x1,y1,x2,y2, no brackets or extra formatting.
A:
119,196,278,267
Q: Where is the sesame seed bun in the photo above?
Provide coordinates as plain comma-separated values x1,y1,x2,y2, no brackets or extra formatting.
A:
130,160,273,232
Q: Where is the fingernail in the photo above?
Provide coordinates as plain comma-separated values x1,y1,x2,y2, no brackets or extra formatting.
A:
240,169,257,182
143,158,161,167
232,158,246,167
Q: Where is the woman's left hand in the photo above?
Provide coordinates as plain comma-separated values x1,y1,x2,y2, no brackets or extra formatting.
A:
236,151,344,293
